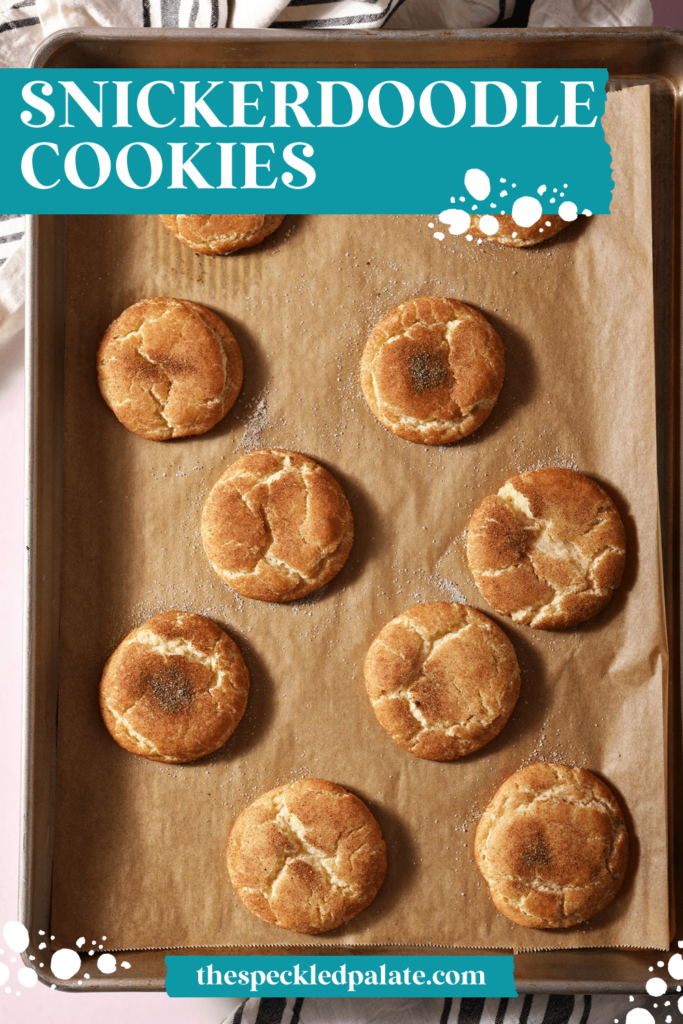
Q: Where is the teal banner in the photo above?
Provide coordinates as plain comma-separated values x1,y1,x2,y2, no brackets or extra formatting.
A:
165,954,517,999
0,68,611,215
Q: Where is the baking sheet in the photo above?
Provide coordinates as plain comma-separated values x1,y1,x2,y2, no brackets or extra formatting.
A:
49,85,669,953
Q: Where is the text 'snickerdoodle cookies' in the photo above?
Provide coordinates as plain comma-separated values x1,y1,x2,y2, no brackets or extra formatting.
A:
227,778,387,934
475,763,629,929
360,296,505,445
201,448,354,603
466,467,627,629
97,296,243,441
468,213,572,248
364,602,521,761
159,214,285,255
99,611,250,764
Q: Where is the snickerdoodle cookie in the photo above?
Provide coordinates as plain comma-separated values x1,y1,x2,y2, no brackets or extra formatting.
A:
475,763,629,929
99,611,249,763
97,297,243,440
466,468,627,629
364,602,520,761
227,778,387,934
201,449,354,602
360,296,504,444
159,214,285,255
468,214,571,247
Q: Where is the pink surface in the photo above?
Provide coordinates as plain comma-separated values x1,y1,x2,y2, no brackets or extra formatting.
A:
651,0,683,27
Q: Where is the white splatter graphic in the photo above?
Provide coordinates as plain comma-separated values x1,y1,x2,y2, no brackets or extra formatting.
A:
464,168,490,201
0,964,9,986
512,196,542,227
582,209,593,216
645,977,667,997
478,215,499,236
668,953,683,980
50,948,81,981
17,968,37,989
626,1009,655,1024
438,209,471,236
3,923,28,954
433,231,445,241
122,961,131,969
76,937,85,948
98,953,117,975
537,185,547,195
559,201,578,222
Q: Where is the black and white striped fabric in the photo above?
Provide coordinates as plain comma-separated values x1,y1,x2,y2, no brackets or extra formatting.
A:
221,992,670,1023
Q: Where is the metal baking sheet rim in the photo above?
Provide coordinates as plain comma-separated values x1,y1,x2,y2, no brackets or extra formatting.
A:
20,28,683,994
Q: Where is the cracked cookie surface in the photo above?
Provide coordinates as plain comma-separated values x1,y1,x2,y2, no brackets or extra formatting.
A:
468,214,572,247
364,602,520,761
360,296,505,445
159,214,285,255
466,467,627,629
201,448,354,602
227,778,387,934
475,763,629,929
97,296,243,440
99,611,249,763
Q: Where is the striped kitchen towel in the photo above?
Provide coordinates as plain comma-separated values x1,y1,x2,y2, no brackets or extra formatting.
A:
220,992,675,1023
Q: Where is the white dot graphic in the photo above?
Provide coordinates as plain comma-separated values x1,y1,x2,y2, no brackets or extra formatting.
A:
0,963,9,986
646,977,667,997
50,948,81,981
438,209,471,236
668,953,683,980
433,232,445,241
537,185,547,195
97,954,117,975
464,168,491,201
511,196,542,228
582,209,593,217
559,201,578,222
76,937,85,949
3,923,29,954
18,967,37,988
478,215,499,236
625,1009,655,1024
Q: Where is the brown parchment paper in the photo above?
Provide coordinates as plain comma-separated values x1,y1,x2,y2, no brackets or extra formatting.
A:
50,85,669,952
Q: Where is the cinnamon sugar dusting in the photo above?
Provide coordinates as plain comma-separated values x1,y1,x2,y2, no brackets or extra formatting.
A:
147,667,193,714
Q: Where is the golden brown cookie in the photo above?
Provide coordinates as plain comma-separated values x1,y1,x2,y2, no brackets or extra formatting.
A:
360,296,505,444
227,778,387,934
97,297,243,441
99,611,249,763
201,448,354,602
475,763,629,929
466,468,626,629
364,602,520,761
468,214,571,247
159,214,285,255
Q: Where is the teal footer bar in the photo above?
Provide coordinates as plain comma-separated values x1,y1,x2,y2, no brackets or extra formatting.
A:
165,955,517,999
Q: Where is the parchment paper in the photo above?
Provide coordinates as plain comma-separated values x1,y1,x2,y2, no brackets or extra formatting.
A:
50,85,670,952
